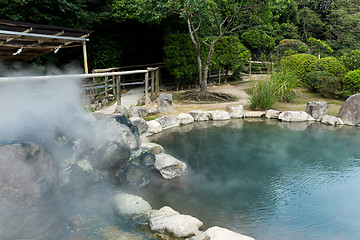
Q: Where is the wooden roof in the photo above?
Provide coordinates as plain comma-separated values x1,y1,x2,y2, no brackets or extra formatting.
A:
0,19,91,62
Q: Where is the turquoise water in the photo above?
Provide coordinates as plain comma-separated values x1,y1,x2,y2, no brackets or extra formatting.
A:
148,120,360,240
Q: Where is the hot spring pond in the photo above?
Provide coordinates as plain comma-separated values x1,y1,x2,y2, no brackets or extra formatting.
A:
146,119,360,240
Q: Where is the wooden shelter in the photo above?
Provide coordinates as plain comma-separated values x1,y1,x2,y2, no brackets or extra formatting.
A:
0,19,91,73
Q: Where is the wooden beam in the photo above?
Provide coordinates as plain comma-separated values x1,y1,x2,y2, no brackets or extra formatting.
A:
83,41,89,74
0,28,32,46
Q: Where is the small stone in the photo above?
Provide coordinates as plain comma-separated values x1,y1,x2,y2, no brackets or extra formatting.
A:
147,120,162,133
176,113,195,125
244,111,265,118
226,105,244,118
208,110,231,121
265,109,281,119
140,142,165,154
154,153,187,180
130,117,148,135
129,106,149,118
189,110,210,121
148,108,160,115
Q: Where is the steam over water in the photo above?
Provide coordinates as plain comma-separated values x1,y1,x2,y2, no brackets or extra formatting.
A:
149,120,360,240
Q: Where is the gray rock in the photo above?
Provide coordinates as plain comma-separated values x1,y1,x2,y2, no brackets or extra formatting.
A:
320,115,344,125
338,93,360,125
0,142,61,240
189,110,210,121
129,106,149,118
118,164,149,188
130,117,148,135
115,105,129,117
265,109,281,119
155,115,180,129
208,110,231,121
155,153,187,180
244,111,265,118
95,141,130,169
112,192,152,219
189,226,254,240
278,111,314,122
306,101,329,119
140,142,165,154
149,206,203,238
176,113,195,125
147,120,163,133
148,107,160,115
226,105,244,118
157,94,175,113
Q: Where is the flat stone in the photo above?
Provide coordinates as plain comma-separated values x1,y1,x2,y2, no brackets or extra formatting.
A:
149,206,202,238
320,115,344,125
176,113,195,125
189,110,210,121
195,226,254,240
306,101,329,119
154,153,187,179
112,192,152,219
226,105,244,118
155,115,180,129
208,110,231,121
338,93,360,125
265,109,281,119
140,142,165,154
244,111,265,118
146,120,162,134
278,111,314,122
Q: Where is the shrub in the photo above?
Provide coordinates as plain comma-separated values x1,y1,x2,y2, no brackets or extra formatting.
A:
315,76,342,99
340,50,360,71
271,69,299,102
308,57,346,78
304,71,334,90
342,70,360,96
274,39,309,57
280,54,317,79
163,33,197,88
241,30,275,54
249,78,278,110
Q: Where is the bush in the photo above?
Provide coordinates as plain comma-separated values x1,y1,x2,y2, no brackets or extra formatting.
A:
308,57,346,78
304,71,334,90
274,39,309,57
249,78,278,110
315,76,342,99
342,70,360,96
271,69,299,102
340,50,360,71
280,54,317,79
163,33,197,88
241,30,275,54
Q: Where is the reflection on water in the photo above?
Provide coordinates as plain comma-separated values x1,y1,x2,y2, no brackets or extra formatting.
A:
148,120,360,240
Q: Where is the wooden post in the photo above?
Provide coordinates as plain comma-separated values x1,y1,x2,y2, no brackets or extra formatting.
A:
116,75,121,106
92,77,96,100
151,70,155,99
82,41,89,74
155,69,160,94
112,75,116,96
105,76,109,98
145,71,149,105
249,59,252,77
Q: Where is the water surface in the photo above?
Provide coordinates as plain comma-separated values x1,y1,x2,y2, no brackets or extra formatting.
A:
148,120,360,240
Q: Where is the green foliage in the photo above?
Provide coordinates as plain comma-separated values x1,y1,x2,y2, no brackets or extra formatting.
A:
280,53,317,79
308,57,346,77
163,33,197,85
304,71,333,90
270,69,299,102
342,70,360,96
340,50,360,71
241,30,275,55
315,76,342,99
249,78,278,110
274,39,309,57
272,23,299,43
308,37,333,56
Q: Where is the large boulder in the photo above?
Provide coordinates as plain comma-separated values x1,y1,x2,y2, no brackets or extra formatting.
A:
278,111,314,122
149,206,203,238
189,110,210,121
306,101,329,119
226,105,244,118
117,164,150,188
155,153,187,180
176,113,195,125
0,141,61,240
190,226,255,240
338,93,360,125
208,110,231,121
155,115,180,129
112,192,152,220
157,94,175,113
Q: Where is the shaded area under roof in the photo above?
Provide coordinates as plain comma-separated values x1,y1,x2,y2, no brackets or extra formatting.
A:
0,19,91,62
